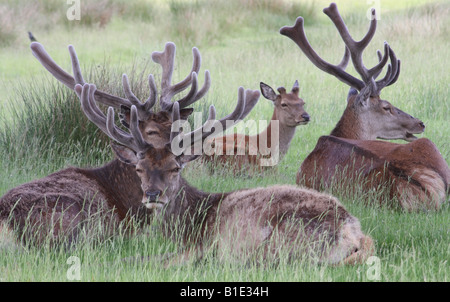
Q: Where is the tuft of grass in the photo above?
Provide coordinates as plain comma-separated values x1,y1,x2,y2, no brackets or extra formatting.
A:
0,58,160,171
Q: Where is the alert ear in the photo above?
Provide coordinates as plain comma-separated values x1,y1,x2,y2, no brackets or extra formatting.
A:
110,142,138,165
291,80,299,96
347,87,358,102
260,82,278,102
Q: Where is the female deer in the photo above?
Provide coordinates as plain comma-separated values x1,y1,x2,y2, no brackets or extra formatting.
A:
77,82,374,265
203,81,310,171
281,3,449,210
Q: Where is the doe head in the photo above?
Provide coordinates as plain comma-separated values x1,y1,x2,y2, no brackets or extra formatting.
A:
260,81,310,127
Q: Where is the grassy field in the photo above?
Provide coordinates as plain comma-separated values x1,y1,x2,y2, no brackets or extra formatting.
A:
0,0,448,282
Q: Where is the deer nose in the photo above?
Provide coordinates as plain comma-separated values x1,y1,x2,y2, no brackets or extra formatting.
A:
301,113,310,122
145,190,161,202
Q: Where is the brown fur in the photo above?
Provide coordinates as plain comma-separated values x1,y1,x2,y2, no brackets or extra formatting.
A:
0,113,174,246
121,147,373,265
297,136,450,211
202,82,309,172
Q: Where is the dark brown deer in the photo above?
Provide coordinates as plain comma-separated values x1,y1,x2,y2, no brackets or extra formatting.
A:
202,81,310,171
0,42,260,246
280,3,449,211
77,82,374,265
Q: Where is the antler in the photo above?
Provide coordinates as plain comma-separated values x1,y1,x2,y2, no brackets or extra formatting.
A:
151,42,211,111
170,87,261,154
76,83,151,153
280,2,400,95
30,42,157,120
77,80,259,157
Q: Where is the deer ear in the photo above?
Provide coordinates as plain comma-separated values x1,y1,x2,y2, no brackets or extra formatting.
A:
110,143,138,165
260,82,277,102
179,108,194,120
178,154,200,167
347,88,358,102
291,80,299,95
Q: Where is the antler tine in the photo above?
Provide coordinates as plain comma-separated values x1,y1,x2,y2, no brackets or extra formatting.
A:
376,46,400,89
386,60,401,87
31,42,133,109
170,102,181,144
31,42,77,89
106,105,151,152
169,87,260,156
151,42,210,111
184,87,259,150
280,17,365,91
144,74,158,112
323,3,377,83
176,70,212,108
238,89,261,121
78,83,151,152
121,74,158,120
68,45,85,87
367,42,390,80
78,83,108,134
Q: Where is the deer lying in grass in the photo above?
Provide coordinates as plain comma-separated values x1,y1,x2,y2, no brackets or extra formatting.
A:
0,42,259,246
281,3,449,210
77,82,374,265
202,81,310,171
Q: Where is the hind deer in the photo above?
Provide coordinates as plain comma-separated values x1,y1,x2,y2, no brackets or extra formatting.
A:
0,42,259,246
202,81,310,171
280,3,449,211
76,82,374,265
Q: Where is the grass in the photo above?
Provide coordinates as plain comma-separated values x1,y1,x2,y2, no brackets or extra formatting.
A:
0,0,449,282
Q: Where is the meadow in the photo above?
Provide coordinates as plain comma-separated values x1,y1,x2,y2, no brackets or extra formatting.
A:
0,0,448,282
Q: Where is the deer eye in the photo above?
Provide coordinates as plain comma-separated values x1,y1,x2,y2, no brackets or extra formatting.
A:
281,103,288,108
171,167,181,173
136,168,143,174
146,130,159,136
383,106,391,112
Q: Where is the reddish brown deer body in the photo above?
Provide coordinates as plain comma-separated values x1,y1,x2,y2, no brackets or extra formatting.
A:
281,3,449,210
1,42,259,245
203,81,310,171
78,82,374,265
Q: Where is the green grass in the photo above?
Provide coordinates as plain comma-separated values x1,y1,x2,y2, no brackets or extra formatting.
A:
0,0,449,282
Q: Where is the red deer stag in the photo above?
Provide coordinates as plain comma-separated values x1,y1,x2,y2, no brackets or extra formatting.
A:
280,3,449,211
77,82,374,265
0,42,259,246
203,81,310,171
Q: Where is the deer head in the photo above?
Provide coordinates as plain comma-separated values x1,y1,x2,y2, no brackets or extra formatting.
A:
76,79,260,209
30,42,216,146
260,81,310,127
280,3,425,141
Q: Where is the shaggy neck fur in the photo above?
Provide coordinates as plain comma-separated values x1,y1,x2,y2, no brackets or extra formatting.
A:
79,159,150,220
330,106,372,140
257,111,298,160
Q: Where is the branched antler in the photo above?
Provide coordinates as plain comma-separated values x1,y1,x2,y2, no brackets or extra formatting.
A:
77,83,152,152
151,42,211,111
77,81,260,156
280,3,400,95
